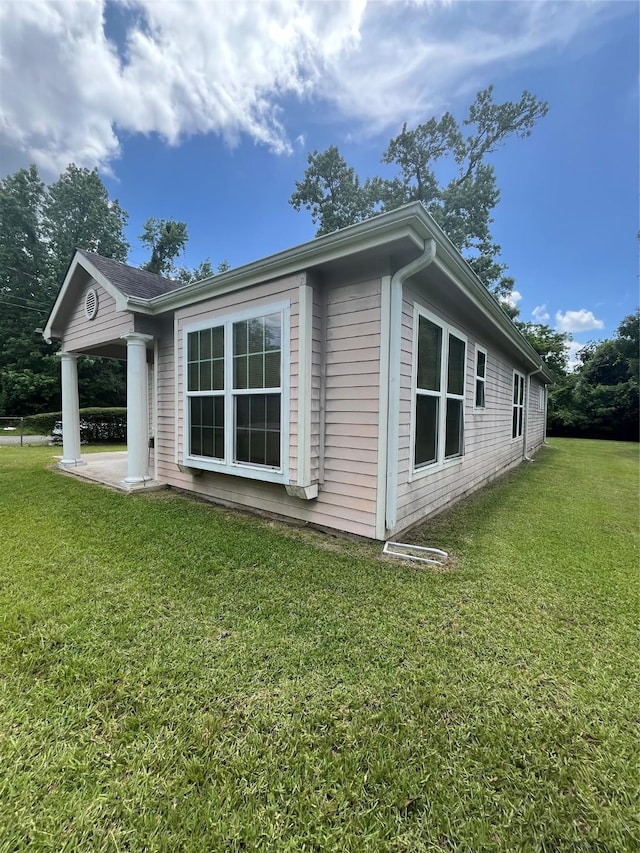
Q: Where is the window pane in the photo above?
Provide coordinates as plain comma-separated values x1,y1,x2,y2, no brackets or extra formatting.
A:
415,394,438,466
248,353,263,388
212,326,224,359
190,396,224,458
445,399,463,458
447,335,465,395
200,360,212,391
212,359,224,391
234,321,247,356
235,394,280,467
476,349,486,378
519,379,525,406
188,362,199,392
475,379,485,409
416,317,442,391
513,375,519,404
512,407,519,439
188,332,199,362
265,351,280,388
248,317,264,353
234,355,248,389
264,313,281,351
200,328,212,360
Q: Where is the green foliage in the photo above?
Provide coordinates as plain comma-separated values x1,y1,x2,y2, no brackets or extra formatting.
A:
290,146,379,234
43,164,129,285
21,407,127,437
516,322,571,380
290,87,548,296
0,439,637,850
548,311,639,440
140,218,189,276
0,164,129,416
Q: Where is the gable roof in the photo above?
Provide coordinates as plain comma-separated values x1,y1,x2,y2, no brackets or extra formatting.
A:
76,250,183,299
43,204,554,383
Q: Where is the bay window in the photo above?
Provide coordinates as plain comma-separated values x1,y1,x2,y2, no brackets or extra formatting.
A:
413,308,467,471
184,303,289,481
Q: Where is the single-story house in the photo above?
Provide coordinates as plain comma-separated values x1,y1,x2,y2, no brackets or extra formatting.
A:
43,202,554,540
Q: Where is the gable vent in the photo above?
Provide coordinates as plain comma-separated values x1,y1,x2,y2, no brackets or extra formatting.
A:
84,287,99,320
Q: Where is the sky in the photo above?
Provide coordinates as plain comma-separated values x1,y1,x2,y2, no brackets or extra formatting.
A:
1,0,638,364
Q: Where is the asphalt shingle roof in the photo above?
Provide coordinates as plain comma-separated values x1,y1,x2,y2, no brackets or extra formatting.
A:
78,250,185,300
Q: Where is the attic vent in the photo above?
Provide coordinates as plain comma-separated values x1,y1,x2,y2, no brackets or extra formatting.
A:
84,287,98,320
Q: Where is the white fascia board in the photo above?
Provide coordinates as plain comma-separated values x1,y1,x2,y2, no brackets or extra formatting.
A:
139,209,426,315
44,252,130,340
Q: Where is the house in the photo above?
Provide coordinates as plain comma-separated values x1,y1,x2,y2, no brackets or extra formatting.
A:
43,202,554,540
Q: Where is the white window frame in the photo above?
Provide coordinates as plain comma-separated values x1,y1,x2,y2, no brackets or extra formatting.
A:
474,345,487,411
183,301,290,483
538,385,545,412
512,370,525,440
410,306,467,480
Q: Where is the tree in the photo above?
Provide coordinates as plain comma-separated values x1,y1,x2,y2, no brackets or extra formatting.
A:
140,218,189,277
516,322,571,381
0,164,130,416
290,87,548,297
174,258,231,284
548,311,639,441
44,165,129,286
290,146,378,234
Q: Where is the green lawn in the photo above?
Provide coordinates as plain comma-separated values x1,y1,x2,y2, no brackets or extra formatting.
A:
0,439,638,852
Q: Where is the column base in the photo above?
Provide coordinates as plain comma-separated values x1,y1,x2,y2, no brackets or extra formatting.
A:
122,475,152,486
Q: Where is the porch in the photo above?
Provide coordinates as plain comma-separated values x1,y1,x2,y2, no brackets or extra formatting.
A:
56,450,166,493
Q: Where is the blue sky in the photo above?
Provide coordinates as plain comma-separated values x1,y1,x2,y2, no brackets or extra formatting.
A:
1,0,637,361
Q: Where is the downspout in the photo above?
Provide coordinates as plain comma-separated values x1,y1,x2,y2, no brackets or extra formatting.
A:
384,239,437,534
523,365,543,462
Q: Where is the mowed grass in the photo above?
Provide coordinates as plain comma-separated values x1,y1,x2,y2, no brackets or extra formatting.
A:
0,439,637,852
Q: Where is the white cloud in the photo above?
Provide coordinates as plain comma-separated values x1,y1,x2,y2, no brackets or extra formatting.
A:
565,340,586,372
503,290,522,309
0,0,630,175
555,309,605,333
532,304,550,323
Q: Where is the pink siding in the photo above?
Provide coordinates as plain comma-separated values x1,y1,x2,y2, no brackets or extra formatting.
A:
62,282,133,352
393,282,545,535
154,272,382,539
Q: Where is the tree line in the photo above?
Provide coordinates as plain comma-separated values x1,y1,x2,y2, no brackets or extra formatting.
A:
0,164,222,416
1,85,637,440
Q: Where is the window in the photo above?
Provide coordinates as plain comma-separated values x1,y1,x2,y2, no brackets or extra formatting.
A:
538,386,545,412
184,304,289,481
413,309,467,471
474,346,487,409
512,371,525,439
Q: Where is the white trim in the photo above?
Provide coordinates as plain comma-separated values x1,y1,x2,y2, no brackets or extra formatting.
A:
297,283,313,487
409,304,467,481
376,275,392,540
512,370,525,441
385,239,437,532
174,312,180,464
473,345,488,411
183,301,290,484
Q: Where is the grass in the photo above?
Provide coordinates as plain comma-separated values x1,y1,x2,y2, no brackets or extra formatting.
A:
0,439,638,852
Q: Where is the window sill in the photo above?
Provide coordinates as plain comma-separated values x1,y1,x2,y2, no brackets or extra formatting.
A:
409,454,464,482
183,455,286,484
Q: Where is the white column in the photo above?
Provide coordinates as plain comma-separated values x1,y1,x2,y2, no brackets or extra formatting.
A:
121,333,153,484
58,352,83,466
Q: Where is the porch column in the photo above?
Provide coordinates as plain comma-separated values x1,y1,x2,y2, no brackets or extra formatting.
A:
57,352,83,466
121,333,153,484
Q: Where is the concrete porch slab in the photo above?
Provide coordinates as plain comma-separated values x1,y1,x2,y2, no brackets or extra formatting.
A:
54,451,167,493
